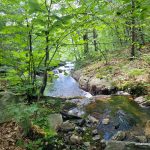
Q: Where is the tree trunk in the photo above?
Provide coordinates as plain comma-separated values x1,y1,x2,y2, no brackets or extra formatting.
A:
40,31,49,96
130,0,136,60
93,28,98,51
83,31,89,53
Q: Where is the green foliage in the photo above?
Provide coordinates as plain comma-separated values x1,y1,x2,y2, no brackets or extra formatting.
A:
5,100,61,136
128,69,145,78
6,103,38,135
75,52,103,69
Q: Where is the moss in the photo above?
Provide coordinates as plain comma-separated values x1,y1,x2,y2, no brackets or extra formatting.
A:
62,102,77,111
128,69,145,78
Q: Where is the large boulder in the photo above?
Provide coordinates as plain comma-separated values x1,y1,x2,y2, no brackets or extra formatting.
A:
72,70,82,81
88,77,112,95
73,70,113,95
0,91,26,104
60,121,76,132
134,96,150,108
134,96,146,104
48,114,63,131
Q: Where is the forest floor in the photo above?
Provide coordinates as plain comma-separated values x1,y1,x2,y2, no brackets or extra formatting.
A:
73,43,150,98
0,121,25,150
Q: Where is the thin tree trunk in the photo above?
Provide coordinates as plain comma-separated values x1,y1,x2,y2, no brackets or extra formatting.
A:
83,31,89,53
130,0,136,60
39,0,51,97
40,31,49,96
93,28,98,51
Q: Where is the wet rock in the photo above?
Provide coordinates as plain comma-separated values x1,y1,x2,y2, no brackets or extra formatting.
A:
67,108,85,117
75,127,84,134
75,119,86,127
145,120,150,139
135,136,147,143
70,134,82,144
61,121,75,132
105,141,150,150
102,118,110,125
111,131,126,141
61,111,82,120
88,115,99,124
48,114,63,130
92,135,101,141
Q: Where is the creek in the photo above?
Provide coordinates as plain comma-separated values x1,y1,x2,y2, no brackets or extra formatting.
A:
44,62,150,140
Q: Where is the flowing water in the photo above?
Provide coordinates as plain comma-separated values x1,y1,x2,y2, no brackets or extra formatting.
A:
44,62,150,140
44,62,92,98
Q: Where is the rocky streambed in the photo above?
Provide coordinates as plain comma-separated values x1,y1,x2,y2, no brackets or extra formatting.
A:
43,62,150,149
46,94,150,149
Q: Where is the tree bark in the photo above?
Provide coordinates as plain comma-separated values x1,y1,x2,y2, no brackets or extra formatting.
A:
40,31,49,96
93,28,98,51
83,31,89,53
130,0,136,60
39,0,51,97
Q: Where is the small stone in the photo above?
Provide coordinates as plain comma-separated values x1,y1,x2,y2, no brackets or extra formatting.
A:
111,131,126,141
92,135,101,141
92,129,98,135
135,136,147,143
102,118,110,125
76,119,86,127
134,96,146,104
61,121,75,132
70,134,82,144
84,142,90,147
88,115,99,124
75,127,84,134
